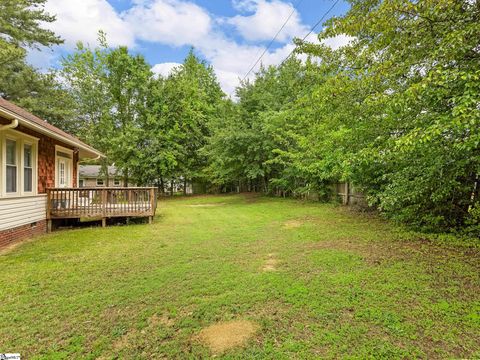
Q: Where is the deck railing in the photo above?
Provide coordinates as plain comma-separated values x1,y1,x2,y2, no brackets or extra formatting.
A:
46,187,157,223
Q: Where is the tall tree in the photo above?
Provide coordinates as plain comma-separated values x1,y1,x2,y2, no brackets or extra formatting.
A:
0,0,62,64
61,35,152,183
0,0,75,130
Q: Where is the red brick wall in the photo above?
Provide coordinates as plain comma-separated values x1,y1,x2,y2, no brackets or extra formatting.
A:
0,116,79,193
0,220,47,249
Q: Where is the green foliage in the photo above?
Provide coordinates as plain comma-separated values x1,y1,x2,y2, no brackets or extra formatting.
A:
0,0,74,129
0,0,62,64
206,0,480,232
61,44,225,188
61,34,153,183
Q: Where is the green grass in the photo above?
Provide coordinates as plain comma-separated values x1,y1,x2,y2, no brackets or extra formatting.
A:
0,194,479,359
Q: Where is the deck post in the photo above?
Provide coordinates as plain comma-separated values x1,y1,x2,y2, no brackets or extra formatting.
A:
46,189,52,233
101,189,107,228
149,187,156,219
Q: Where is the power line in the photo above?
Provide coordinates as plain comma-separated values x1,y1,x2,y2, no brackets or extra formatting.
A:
234,0,304,94
231,0,341,97
279,0,340,67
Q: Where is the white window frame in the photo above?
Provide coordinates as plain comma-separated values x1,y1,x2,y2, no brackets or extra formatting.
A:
114,178,121,186
96,178,104,186
54,145,74,188
0,129,39,198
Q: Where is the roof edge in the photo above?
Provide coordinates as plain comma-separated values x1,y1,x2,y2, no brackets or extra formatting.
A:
0,106,105,159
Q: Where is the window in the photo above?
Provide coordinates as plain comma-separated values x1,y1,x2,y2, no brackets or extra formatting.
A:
114,179,121,186
0,130,38,197
59,160,66,186
6,139,17,193
54,146,73,188
24,144,33,192
96,178,104,186
79,179,84,188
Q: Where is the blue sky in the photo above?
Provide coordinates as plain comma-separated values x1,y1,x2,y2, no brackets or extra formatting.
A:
30,0,350,95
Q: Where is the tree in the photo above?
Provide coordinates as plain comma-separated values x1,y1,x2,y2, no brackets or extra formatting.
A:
0,0,75,130
158,50,225,191
61,34,152,184
0,0,62,64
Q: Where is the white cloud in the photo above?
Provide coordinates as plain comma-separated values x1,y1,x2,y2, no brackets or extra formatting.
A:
231,0,259,12
39,0,346,96
44,0,134,48
227,0,308,42
321,34,354,50
151,62,182,77
123,0,212,46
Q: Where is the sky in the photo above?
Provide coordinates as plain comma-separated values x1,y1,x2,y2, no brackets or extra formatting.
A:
28,0,350,96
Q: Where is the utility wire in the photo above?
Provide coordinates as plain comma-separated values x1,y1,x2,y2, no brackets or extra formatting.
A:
231,0,341,97
279,0,340,67
233,0,304,95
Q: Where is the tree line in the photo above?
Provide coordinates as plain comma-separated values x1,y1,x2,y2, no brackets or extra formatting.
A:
1,0,478,234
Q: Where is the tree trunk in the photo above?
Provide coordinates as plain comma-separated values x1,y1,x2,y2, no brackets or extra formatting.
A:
184,176,188,196
159,177,165,195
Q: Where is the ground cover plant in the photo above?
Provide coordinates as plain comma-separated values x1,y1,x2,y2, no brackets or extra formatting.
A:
1,194,479,359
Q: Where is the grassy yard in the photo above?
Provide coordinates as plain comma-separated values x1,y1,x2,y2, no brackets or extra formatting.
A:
0,194,479,359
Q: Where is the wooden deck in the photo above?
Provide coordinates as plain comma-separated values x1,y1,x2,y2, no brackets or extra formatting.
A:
46,187,157,229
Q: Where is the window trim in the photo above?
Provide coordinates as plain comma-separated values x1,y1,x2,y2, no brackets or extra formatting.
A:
96,178,104,186
23,142,34,194
113,178,121,186
0,129,38,198
54,145,74,188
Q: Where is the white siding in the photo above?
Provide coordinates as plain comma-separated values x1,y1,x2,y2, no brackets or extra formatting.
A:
0,195,47,231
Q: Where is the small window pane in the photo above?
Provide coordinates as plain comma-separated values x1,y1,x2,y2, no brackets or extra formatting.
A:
6,140,16,165
24,144,33,192
7,165,17,193
24,145,32,167
24,168,33,192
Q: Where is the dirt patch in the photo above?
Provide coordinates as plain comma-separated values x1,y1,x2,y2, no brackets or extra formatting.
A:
261,253,279,271
148,313,174,327
186,203,226,208
198,320,259,354
262,258,278,271
283,220,303,229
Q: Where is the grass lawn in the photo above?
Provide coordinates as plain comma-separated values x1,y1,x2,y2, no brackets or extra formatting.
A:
1,194,479,359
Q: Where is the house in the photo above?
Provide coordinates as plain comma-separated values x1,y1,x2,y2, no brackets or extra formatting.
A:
0,97,103,248
79,165,128,187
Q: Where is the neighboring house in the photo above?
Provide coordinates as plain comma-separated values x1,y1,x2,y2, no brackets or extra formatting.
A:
79,165,129,187
0,97,103,248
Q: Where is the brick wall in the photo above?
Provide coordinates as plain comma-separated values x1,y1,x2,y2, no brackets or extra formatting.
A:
0,220,47,249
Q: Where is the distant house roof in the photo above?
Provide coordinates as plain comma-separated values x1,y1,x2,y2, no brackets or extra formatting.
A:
0,97,104,159
79,165,120,178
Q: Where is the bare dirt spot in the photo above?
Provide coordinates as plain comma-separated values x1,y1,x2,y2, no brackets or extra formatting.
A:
283,220,303,229
262,258,278,271
198,320,259,354
262,253,279,271
148,313,175,327
186,203,226,208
